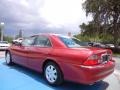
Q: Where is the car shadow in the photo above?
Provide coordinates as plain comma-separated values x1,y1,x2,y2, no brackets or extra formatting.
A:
2,62,109,90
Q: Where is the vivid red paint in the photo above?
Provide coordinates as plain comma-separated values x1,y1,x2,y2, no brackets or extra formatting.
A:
7,34,115,84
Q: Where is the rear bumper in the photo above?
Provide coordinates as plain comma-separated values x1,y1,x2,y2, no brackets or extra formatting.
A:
62,60,115,85
78,61,115,84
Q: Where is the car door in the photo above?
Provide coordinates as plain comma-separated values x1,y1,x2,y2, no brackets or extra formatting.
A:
11,36,36,67
26,35,52,72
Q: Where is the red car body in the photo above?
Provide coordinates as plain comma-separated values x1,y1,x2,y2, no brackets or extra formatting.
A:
6,34,115,85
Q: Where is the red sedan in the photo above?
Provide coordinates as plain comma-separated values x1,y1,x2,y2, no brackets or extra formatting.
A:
5,34,115,85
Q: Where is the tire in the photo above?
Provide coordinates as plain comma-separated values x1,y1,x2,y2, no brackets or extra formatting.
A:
5,51,13,65
44,62,63,85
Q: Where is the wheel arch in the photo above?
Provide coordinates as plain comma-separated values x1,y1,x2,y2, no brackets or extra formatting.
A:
42,59,64,78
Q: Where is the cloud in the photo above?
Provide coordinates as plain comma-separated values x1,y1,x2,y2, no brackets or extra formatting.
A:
0,0,92,37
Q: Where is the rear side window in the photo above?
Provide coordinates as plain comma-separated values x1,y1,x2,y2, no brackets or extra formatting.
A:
34,36,52,47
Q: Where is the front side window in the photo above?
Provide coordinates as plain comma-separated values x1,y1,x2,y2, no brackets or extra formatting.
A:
34,36,52,47
22,36,36,46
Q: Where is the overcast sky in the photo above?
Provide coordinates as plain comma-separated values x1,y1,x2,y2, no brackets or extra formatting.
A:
0,0,92,37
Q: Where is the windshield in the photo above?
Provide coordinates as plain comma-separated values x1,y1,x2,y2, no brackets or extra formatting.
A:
59,36,88,48
0,41,8,44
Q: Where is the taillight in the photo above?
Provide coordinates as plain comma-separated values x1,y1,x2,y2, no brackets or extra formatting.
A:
83,54,100,66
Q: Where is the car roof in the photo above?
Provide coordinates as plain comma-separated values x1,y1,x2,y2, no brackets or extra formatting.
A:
31,33,70,38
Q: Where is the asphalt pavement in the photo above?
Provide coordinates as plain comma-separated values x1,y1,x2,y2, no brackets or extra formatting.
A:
0,51,120,90
113,56,120,71
0,51,5,58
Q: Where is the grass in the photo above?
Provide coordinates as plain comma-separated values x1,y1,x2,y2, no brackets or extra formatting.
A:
113,53,120,57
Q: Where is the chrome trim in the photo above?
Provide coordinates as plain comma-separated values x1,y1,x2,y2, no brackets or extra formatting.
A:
101,53,111,64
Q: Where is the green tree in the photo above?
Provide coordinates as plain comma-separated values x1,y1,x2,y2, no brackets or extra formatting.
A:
0,29,1,39
83,0,120,45
78,21,114,42
0,29,13,42
4,36,13,43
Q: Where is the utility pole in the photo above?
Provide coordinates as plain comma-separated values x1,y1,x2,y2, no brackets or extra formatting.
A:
0,22,4,41
19,29,23,38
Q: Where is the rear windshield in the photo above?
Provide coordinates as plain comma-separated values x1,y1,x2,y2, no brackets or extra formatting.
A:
59,36,87,48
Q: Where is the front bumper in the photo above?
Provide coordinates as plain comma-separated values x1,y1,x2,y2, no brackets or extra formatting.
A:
0,47,9,50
